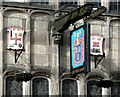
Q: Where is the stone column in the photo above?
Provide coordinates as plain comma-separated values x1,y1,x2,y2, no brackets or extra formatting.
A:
51,44,59,95
50,26,60,95
0,7,3,97
23,10,31,96
79,74,86,95
102,87,110,95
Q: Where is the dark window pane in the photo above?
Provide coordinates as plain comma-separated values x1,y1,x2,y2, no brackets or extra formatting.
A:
87,80,102,96
111,82,120,96
109,0,120,12
6,76,22,97
86,0,101,8
93,2,101,7
110,2,117,11
29,0,49,5
59,2,77,7
32,78,49,96
62,79,78,96
118,1,120,11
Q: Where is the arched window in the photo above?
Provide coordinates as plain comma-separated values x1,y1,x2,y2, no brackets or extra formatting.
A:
62,79,78,96
30,12,51,45
5,76,23,96
87,80,102,96
3,10,26,30
32,77,49,96
3,10,27,65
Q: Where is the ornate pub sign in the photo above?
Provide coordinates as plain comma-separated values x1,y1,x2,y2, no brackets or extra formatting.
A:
70,24,90,76
90,35,104,56
7,28,24,50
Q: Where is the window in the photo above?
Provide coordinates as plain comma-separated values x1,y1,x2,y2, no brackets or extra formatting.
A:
32,77,49,96
87,80,102,96
59,0,77,8
30,0,49,5
62,79,78,96
111,82,120,96
3,0,25,2
5,76,23,96
85,0,102,8
3,11,26,30
109,1,120,12
30,13,50,45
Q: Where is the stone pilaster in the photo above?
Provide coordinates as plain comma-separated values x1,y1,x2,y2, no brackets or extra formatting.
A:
79,74,86,95
51,44,60,95
0,7,3,97
23,10,31,96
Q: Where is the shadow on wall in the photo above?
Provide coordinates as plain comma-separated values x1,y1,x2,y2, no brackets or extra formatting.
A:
101,53,120,80
60,29,71,75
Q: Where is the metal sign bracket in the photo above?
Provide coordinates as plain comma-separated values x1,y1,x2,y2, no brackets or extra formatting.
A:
15,48,25,63
94,53,105,68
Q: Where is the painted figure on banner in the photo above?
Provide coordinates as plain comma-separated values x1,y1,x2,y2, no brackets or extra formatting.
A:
7,28,24,50
72,28,85,69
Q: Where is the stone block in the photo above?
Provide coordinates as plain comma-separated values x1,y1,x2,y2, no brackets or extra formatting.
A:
33,54,49,66
6,52,14,64
0,41,3,52
31,45,36,54
118,39,120,50
46,46,52,54
110,50,119,59
66,56,70,68
110,38,118,50
25,43,30,54
31,45,47,54
91,24,101,34
110,59,119,72
0,53,3,64
36,45,46,54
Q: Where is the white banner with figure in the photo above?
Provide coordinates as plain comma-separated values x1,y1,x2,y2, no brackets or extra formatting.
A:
90,35,104,56
7,28,24,50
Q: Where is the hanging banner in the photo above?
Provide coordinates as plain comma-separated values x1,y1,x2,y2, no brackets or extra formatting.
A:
90,35,104,56
7,28,24,50
70,24,90,76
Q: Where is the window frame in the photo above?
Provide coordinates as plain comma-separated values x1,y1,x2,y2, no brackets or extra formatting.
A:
61,78,80,96
109,0,120,13
85,0,104,10
86,79,109,96
59,0,78,8
4,75,23,96
110,81,120,96
31,76,51,96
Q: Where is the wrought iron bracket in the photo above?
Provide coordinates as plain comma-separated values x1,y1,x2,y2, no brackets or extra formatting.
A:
15,49,24,63
94,53,105,68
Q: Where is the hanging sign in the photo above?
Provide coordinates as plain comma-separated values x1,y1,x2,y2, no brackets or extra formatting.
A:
90,35,104,56
71,24,90,76
7,28,24,50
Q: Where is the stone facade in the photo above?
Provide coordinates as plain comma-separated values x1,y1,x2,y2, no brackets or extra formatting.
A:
0,0,120,96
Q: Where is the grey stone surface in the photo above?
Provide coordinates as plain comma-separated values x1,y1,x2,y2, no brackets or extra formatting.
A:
0,1,120,96
110,38,119,50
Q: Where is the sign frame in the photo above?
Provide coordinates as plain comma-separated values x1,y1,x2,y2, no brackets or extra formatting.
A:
54,3,93,33
90,35,104,56
7,28,25,51
70,24,90,76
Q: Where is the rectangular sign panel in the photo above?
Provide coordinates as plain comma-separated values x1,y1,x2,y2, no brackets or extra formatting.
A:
90,35,104,56
71,24,90,76
7,28,24,50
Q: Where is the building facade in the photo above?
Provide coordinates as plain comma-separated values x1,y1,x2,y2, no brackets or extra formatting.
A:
0,0,120,96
